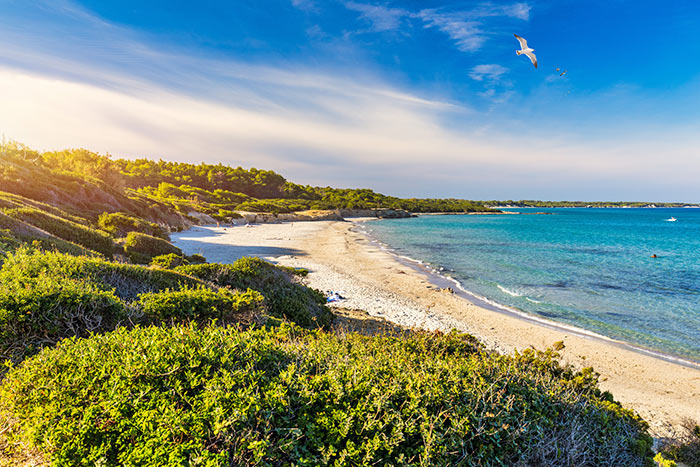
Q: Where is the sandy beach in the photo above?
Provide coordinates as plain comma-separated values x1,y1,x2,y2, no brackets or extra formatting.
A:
172,219,700,437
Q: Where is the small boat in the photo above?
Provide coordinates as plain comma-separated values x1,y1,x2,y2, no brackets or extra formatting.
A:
666,217,677,222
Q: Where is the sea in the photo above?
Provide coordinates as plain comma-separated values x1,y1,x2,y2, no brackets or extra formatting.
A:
361,208,700,363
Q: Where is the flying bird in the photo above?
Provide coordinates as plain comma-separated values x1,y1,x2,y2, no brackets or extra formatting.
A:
514,34,537,68
559,69,567,76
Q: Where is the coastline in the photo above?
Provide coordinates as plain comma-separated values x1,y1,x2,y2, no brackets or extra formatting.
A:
356,221,700,371
172,220,700,436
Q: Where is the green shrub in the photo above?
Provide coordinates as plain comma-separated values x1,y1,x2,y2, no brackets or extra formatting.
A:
0,276,126,365
0,324,653,466
0,212,99,257
98,212,168,239
176,257,332,329
123,232,181,264
150,253,207,269
214,209,243,221
659,419,700,467
0,229,19,256
187,253,207,264
0,248,202,301
150,253,187,269
138,286,264,322
5,207,113,256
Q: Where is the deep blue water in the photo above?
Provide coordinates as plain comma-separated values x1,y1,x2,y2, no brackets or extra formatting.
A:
364,208,700,361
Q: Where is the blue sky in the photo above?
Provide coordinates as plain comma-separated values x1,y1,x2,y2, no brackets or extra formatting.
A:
1,0,700,201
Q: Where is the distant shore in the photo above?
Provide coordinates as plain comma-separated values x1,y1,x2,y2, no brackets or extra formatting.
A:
172,220,700,437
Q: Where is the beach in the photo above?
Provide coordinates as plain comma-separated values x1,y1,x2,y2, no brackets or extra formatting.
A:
172,219,700,436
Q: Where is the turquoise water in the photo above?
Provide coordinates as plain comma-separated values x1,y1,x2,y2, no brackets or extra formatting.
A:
365,208,700,361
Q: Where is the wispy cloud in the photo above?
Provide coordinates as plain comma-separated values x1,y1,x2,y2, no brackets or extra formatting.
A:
344,2,408,32
343,2,531,52
469,64,513,103
474,2,532,21
291,0,317,13
470,64,508,82
417,10,485,52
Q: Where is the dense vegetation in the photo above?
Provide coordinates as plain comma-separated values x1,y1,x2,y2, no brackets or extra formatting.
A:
98,212,169,239
176,258,333,329
0,324,653,466
0,248,328,368
2,141,495,225
0,140,660,465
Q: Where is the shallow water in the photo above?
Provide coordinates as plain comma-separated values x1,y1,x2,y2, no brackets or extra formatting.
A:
365,208,700,361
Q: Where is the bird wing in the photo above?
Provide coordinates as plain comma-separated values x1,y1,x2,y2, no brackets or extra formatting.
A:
560,70,567,76
524,51,537,68
513,34,528,50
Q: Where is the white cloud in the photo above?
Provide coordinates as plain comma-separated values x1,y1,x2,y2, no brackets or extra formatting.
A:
503,3,532,20
342,2,531,51
344,2,408,32
469,64,508,82
475,2,532,21
3,62,697,200
291,0,317,12
416,10,485,52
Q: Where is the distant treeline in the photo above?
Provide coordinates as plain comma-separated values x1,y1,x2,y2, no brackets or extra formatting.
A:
1,142,493,218
486,200,698,208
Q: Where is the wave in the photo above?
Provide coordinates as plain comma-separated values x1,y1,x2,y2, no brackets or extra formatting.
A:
497,284,523,297
353,218,700,368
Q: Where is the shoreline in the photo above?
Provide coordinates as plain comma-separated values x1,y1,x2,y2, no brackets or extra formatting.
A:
172,220,700,436
354,221,700,371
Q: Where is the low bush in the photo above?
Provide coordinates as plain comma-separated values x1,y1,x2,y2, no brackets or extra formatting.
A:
0,248,202,301
659,419,700,467
0,229,19,257
0,212,98,257
123,232,182,264
150,253,207,269
187,253,207,264
98,212,168,239
138,286,264,322
0,324,653,466
5,207,113,256
177,257,332,329
214,209,243,221
149,253,188,269
0,276,126,366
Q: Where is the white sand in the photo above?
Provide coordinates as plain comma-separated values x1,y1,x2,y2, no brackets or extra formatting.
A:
172,220,700,436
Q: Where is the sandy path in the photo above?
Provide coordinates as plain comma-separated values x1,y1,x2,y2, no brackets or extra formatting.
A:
172,220,700,436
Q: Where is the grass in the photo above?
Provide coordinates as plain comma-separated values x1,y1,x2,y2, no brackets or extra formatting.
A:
0,324,653,466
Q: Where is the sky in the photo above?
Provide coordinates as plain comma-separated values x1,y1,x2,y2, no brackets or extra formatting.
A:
1,0,699,201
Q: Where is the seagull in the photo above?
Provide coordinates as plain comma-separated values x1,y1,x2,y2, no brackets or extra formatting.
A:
514,34,537,68
559,69,567,76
